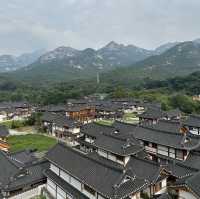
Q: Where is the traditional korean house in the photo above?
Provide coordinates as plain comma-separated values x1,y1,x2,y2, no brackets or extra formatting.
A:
41,112,81,144
0,101,33,121
183,114,200,135
95,102,123,120
79,124,143,165
0,150,48,199
139,108,167,125
37,104,66,114
170,171,200,199
111,121,200,162
44,143,170,199
66,105,96,123
164,109,182,121
110,98,145,114
132,126,200,162
8,149,38,167
141,120,184,134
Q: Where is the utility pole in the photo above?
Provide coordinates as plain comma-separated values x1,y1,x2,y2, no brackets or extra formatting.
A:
97,72,100,84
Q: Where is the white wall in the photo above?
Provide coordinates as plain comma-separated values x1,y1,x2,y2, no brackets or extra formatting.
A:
98,149,107,158
50,164,59,175
70,128,80,134
190,128,199,135
9,185,45,199
179,190,197,199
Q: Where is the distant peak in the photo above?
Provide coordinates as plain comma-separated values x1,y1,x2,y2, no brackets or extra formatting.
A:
54,46,77,52
104,41,122,50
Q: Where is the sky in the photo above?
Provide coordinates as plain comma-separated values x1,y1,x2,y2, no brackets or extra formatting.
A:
1,0,200,55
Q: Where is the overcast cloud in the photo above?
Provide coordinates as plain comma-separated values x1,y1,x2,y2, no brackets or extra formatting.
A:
0,0,200,55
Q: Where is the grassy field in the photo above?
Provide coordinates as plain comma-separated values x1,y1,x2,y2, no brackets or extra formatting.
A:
7,134,57,152
0,120,26,129
123,112,139,124
95,119,114,126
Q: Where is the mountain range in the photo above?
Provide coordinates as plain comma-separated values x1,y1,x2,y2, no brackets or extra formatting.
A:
5,41,154,83
0,49,46,72
101,41,200,87
1,39,200,85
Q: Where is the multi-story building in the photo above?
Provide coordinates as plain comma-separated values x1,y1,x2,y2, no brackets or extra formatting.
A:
41,112,81,144
44,143,170,199
183,114,200,135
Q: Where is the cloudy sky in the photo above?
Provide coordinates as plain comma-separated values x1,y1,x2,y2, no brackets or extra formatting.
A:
1,0,200,55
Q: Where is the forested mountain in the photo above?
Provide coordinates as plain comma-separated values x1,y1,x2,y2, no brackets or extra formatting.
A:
101,41,200,86
7,41,152,83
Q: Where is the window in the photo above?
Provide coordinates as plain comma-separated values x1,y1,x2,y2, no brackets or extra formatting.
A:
143,141,149,146
123,176,131,183
152,143,157,148
157,145,168,156
83,184,96,196
176,150,184,160
116,155,124,162
60,170,70,183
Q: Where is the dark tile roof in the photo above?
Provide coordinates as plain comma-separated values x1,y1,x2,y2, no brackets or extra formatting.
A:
0,125,9,137
0,101,30,109
139,107,166,119
141,120,182,134
81,122,137,141
112,121,137,134
42,112,80,128
9,149,38,167
4,161,48,192
38,104,66,112
165,108,182,119
0,150,48,192
82,121,200,151
80,122,142,156
183,114,200,128
173,172,200,198
96,103,122,112
45,143,147,199
66,105,95,112
67,99,89,105
132,126,200,150
81,123,115,138
126,156,164,183
162,158,198,179
0,151,19,189
93,134,143,156
181,152,200,170
86,152,124,170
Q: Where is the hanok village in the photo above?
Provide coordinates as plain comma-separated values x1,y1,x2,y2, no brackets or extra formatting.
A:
1,98,200,199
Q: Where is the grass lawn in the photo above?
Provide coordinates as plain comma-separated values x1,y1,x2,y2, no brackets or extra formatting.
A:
8,134,57,152
0,120,26,129
95,119,114,126
123,112,139,124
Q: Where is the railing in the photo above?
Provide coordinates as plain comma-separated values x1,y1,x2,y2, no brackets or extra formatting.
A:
145,146,157,154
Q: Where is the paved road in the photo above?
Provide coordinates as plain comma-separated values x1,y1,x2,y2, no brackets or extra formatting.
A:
9,129,36,135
